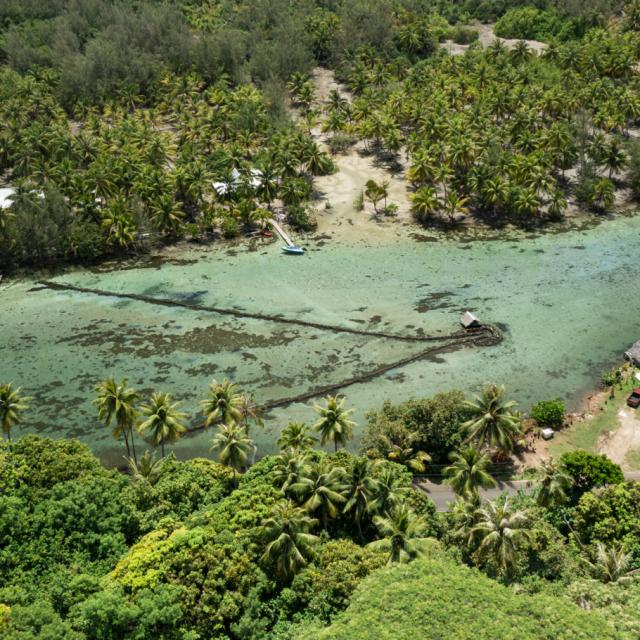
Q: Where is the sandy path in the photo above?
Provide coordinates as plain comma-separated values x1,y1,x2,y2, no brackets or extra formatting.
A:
598,406,640,470
309,68,412,238
441,23,547,56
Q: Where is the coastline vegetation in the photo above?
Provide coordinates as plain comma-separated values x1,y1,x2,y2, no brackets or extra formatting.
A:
2,1,640,271
2,376,640,638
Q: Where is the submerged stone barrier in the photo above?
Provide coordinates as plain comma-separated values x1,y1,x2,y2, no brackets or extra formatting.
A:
35,279,502,425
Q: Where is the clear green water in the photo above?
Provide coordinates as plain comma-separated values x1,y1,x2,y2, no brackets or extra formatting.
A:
3,215,640,464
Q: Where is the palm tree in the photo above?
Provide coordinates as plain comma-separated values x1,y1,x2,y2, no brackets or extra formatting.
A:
210,422,256,486
603,138,626,179
410,186,439,223
127,449,165,485
343,458,379,542
201,379,243,428
0,383,30,443
444,447,496,498
368,505,432,564
443,191,469,225
472,498,531,578
463,383,522,453
259,502,319,582
583,542,640,584
368,466,411,515
94,377,139,461
364,179,388,217
313,395,356,452
290,461,348,530
536,458,573,508
138,392,186,458
272,449,312,494
277,422,317,452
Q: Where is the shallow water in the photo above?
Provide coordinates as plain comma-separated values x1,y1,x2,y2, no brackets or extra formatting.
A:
3,215,640,464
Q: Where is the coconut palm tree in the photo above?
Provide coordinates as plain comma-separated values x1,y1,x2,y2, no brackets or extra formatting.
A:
368,505,432,564
127,449,165,485
410,186,439,223
583,542,640,584
343,458,379,542
472,498,531,578
259,502,319,582
463,383,522,453
272,449,312,494
138,392,186,458
444,447,496,498
603,138,627,179
313,395,356,452
290,461,348,530
0,383,30,444
94,377,139,461
210,422,256,486
201,379,244,428
277,422,317,452
368,466,411,515
536,458,573,508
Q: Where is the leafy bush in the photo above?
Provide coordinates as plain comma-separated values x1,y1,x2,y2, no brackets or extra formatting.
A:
449,26,480,45
531,399,565,427
494,7,584,42
297,555,618,639
363,391,472,464
287,204,317,231
560,451,624,498
571,482,640,562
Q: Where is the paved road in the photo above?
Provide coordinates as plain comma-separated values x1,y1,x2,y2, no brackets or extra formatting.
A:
415,472,640,511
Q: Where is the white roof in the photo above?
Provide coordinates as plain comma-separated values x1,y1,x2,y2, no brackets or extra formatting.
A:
461,311,479,327
0,187,16,209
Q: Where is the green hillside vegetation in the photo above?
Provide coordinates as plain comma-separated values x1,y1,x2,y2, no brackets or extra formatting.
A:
296,554,618,640
2,379,640,638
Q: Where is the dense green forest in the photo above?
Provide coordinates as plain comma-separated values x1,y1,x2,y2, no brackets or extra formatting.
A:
2,378,640,638
2,0,640,270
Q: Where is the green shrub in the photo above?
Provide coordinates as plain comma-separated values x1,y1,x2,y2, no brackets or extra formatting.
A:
297,555,618,639
494,7,584,43
560,451,624,499
449,26,480,45
287,204,317,231
531,399,565,427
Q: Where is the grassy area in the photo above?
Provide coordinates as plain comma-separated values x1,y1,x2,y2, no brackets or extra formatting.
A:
625,449,640,471
549,378,636,457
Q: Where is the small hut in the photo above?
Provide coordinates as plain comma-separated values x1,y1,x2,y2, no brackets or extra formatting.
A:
460,311,481,329
625,341,640,367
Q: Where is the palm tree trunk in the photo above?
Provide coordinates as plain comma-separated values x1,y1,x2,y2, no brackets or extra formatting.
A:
122,430,131,458
130,428,138,464
161,440,165,458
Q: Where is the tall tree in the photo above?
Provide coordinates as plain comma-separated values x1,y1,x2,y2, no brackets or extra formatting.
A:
472,498,531,578
444,447,496,499
93,377,139,461
0,383,30,444
463,383,522,453
314,395,356,452
277,422,317,452
343,458,379,542
138,392,186,458
290,461,348,530
210,422,256,486
259,503,319,582
536,458,573,508
368,505,432,564
201,379,243,428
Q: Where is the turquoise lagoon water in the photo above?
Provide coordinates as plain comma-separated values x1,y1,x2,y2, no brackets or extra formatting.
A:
2,215,640,463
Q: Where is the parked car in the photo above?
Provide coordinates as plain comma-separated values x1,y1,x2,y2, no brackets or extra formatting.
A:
627,388,640,408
